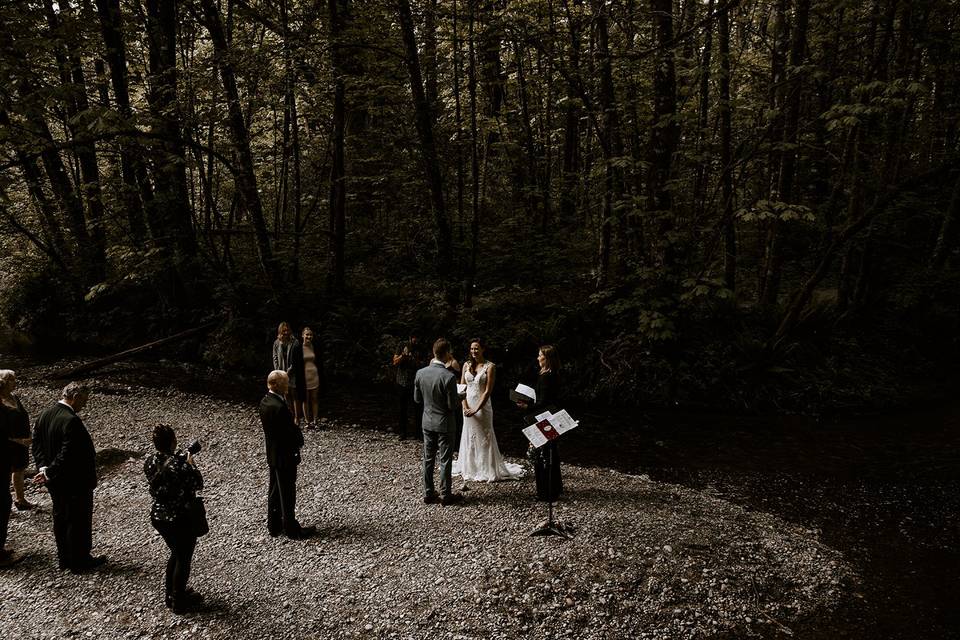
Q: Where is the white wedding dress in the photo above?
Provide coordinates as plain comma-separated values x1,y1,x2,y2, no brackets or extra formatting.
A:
453,362,524,482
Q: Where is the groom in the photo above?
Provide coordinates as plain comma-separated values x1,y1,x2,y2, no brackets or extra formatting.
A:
413,338,462,506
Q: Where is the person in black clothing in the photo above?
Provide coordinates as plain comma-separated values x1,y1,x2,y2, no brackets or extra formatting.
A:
0,369,25,566
260,370,315,539
2,369,34,512
516,345,564,501
144,424,204,613
31,383,105,573
272,322,305,425
393,333,425,440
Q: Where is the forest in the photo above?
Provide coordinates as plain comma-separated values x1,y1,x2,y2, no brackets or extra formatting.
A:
1,0,958,412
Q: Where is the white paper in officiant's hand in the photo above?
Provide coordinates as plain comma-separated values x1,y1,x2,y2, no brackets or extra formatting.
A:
511,383,536,403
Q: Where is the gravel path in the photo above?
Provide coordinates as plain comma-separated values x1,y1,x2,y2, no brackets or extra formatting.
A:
1,373,856,639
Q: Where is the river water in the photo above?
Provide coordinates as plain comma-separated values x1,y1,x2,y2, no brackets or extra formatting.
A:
5,355,958,638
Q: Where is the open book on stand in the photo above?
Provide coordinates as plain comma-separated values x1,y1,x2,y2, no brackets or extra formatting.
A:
522,409,578,448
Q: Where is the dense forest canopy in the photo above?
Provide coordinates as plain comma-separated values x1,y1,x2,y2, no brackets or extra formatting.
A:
1,0,958,411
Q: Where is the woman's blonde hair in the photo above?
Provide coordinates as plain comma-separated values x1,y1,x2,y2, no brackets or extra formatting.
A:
277,321,291,338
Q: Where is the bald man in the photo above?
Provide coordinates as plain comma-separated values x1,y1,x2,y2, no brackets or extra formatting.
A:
259,371,314,539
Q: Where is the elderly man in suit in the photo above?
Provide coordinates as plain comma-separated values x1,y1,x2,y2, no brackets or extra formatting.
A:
259,370,315,539
414,338,463,506
32,382,106,573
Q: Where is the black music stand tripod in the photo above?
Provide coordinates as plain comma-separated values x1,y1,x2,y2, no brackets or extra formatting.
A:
530,443,571,538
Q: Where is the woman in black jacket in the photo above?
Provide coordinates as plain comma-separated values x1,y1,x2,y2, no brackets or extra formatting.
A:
516,345,564,501
144,424,204,613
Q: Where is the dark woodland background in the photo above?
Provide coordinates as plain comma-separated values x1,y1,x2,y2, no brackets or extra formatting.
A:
1,0,958,412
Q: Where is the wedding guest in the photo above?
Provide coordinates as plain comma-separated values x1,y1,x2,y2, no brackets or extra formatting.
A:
272,322,304,425
1,369,34,511
516,345,564,501
301,327,323,430
0,370,26,567
393,333,425,440
143,424,204,613
454,340,524,485
260,371,315,539
32,383,106,573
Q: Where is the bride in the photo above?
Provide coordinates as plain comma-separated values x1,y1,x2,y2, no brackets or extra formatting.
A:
453,339,524,483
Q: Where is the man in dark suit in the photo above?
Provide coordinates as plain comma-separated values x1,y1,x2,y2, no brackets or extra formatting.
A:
32,383,105,573
259,370,315,539
414,338,462,506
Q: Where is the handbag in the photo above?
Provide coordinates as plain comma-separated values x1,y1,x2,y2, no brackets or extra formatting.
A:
185,495,209,537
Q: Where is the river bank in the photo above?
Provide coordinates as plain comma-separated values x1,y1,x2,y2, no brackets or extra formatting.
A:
0,358,863,639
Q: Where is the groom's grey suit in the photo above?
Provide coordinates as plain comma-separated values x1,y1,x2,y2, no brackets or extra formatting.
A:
413,360,460,499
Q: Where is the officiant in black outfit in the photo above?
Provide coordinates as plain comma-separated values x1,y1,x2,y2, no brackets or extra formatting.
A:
517,345,564,501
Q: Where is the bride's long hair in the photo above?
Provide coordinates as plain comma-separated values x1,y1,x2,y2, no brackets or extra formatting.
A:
467,338,485,376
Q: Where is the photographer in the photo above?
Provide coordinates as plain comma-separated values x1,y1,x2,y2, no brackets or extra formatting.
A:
143,425,205,614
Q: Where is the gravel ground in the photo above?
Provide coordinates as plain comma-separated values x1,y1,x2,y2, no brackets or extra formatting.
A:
1,372,857,639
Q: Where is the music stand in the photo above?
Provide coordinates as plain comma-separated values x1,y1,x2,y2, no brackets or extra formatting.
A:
523,408,576,539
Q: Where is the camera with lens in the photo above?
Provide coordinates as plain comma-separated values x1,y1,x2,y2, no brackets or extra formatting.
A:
186,440,202,455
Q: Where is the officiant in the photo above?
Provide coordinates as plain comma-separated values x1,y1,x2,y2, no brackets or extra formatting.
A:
516,345,564,501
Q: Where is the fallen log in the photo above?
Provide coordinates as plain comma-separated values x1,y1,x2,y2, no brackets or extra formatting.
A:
52,320,220,379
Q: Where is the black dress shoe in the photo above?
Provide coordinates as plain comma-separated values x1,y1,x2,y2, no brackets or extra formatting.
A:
423,493,439,504
0,549,25,567
440,493,463,506
69,555,106,574
286,526,317,540
167,589,203,615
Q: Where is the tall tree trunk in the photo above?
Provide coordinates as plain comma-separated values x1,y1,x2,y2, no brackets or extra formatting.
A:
145,0,197,264
559,0,582,227
0,109,70,264
280,0,304,281
757,0,790,305
540,1,555,231
453,0,466,243
759,0,810,307
719,1,736,292
196,0,280,288
515,38,540,221
423,0,440,124
465,0,480,307
45,0,107,280
327,0,348,295
94,0,150,242
692,0,715,219
594,0,624,287
397,0,451,271
648,0,680,268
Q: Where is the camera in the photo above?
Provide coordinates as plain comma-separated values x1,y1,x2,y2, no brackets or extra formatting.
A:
186,440,202,455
